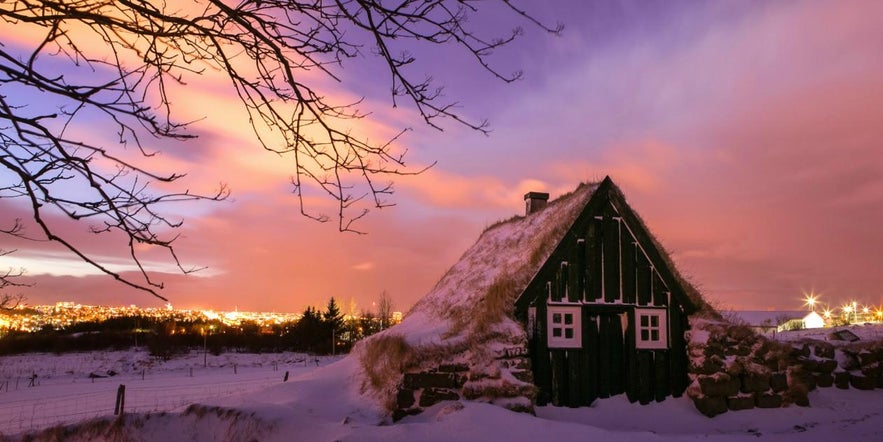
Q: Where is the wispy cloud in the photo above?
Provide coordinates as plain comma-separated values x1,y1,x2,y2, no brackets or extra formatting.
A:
3,1,882,312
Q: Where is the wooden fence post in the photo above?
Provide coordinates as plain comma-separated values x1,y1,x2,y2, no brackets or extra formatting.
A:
114,384,126,415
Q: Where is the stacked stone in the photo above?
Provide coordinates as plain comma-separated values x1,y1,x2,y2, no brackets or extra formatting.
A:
495,346,534,384
688,319,799,417
394,364,468,420
691,369,792,417
791,341,836,389
789,340,883,391
853,348,883,389
392,346,535,420
819,345,883,391
462,346,534,406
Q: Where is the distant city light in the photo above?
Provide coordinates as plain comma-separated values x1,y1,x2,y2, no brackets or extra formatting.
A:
0,302,404,334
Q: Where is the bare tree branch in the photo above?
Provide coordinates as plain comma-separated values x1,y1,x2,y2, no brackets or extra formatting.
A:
0,0,559,300
0,247,28,309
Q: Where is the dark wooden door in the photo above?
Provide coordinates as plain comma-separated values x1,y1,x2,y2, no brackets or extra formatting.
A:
596,313,626,398
535,307,685,407
545,312,627,406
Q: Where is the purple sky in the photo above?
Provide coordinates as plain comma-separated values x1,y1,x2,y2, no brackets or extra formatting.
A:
1,1,882,314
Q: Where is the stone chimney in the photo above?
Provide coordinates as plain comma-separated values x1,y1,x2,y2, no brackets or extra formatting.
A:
524,191,549,216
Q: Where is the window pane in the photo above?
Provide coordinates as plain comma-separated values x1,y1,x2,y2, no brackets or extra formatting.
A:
641,330,649,341
553,328,562,337
651,330,659,341
565,328,574,339
640,316,648,327
552,313,562,324
564,313,573,325
650,316,659,327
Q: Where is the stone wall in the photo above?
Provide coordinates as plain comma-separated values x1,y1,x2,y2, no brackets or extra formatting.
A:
392,346,534,420
687,320,883,417
686,318,805,417
792,338,883,391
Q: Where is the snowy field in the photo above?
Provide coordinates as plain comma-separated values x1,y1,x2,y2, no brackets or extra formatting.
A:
2,324,883,441
0,350,330,436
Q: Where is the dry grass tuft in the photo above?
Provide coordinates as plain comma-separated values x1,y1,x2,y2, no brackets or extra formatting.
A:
18,405,268,442
19,415,129,442
359,334,415,409
483,213,524,232
474,275,518,333
526,224,562,273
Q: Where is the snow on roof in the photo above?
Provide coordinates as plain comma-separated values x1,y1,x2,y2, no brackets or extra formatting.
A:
354,183,598,407
393,182,598,344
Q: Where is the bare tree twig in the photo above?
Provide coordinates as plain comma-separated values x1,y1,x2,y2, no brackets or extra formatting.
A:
0,0,556,300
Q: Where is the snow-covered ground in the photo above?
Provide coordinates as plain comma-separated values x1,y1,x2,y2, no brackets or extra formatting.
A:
773,321,883,343
0,350,331,436
2,325,883,441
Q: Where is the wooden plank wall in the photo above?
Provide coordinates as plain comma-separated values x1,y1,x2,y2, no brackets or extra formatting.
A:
668,301,690,397
532,301,553,405
544,208,672,309
582,209,669,308
625,310,639,403
602,217,620,303
529,203,693,407
622,239,636,304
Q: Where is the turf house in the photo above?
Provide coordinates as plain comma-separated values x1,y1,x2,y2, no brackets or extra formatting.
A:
356,177,720,418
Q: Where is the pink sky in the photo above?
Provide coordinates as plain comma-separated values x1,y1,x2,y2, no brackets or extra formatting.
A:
2,1,882,314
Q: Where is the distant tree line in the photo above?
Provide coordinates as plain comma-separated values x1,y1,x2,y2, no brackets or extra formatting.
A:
0,296,397,357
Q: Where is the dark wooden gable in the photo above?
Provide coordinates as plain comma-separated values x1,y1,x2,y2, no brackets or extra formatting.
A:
514,176,696,316
514,176,697,407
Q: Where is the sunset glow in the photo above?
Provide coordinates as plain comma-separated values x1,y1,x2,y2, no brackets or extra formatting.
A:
1,1,882,314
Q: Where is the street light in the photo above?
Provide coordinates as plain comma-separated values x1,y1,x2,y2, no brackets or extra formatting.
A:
803,292,818,312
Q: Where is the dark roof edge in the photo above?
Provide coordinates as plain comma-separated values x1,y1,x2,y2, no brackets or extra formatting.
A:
604,179,711,315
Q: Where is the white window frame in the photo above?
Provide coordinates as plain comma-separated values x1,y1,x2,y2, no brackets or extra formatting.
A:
547,305,582,348
635,308,668,349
